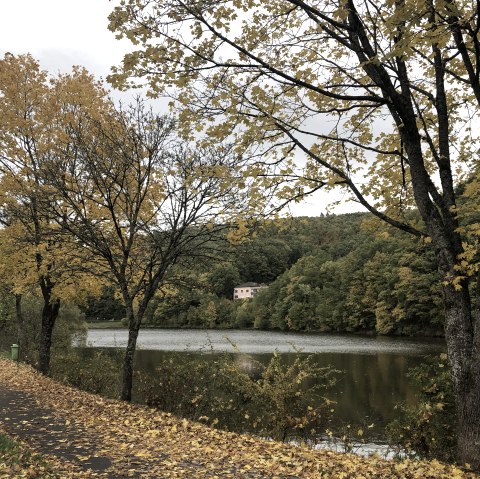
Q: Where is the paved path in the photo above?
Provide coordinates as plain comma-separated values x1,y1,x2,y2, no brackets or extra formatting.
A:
0,384,117,477
0,382,275,478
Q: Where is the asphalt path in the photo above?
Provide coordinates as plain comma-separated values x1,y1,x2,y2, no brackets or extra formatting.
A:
0,383,119,478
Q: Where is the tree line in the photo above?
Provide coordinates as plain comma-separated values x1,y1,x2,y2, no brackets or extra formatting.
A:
97,213,441,335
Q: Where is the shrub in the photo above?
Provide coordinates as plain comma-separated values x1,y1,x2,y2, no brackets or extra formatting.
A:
0,287,15,352
51,348,122,397
386,353,455,462
137,350,339,443
49,302,121,396
0,294,87,366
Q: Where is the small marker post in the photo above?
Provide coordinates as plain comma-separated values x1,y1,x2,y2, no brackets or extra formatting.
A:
11,344,19,361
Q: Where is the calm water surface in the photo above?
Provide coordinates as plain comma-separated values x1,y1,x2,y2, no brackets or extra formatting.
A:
86,328,443,354
85,328,445,448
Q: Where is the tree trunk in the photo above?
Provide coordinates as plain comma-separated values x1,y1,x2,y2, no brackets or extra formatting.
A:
442,281,480,469
120,292,153,401
37,298,60,375
456,380,480,469
15,294,26,361
121,319,140,401
120,297,147,401
404,134,480,467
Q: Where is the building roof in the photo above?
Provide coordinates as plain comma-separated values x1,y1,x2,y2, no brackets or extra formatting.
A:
234,282,264,288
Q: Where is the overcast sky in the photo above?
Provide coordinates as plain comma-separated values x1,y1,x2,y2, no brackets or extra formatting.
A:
0,1,125,78
0,0,358,216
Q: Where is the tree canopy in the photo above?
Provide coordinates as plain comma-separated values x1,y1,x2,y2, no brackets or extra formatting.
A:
0,53,256,400
44,97,253,399
108,0,480,467
0,54,106,373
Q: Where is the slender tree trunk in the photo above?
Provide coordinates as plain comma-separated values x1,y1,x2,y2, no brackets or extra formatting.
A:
121,321,140,401
15,294,25,361
120,297,146,401
120,297,151,401
37,297,60,375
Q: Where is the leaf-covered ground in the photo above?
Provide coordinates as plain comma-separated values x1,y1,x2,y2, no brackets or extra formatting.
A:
0,358,477,479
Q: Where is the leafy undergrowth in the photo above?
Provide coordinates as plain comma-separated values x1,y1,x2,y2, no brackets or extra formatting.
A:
0,359,478,479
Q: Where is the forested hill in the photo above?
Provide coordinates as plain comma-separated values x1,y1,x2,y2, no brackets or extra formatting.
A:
85,213,444,336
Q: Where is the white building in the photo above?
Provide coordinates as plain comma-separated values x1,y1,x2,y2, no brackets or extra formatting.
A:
233,282,267,300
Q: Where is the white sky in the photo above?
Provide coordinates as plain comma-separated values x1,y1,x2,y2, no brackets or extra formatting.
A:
0,1,125,79
0,0,360,217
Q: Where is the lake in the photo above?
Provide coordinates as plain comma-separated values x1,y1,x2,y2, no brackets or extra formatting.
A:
84,329,445,450
86,328,444,355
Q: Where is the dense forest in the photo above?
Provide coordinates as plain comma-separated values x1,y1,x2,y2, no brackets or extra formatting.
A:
84,213,444,336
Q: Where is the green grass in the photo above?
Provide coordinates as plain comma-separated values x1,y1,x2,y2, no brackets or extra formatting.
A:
0,432,16,453
0,431,36,467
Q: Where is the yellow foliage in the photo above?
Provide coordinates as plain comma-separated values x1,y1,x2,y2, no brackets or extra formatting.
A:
0,54,109,303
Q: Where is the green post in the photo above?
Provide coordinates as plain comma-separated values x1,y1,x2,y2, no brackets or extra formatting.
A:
11,344,19,361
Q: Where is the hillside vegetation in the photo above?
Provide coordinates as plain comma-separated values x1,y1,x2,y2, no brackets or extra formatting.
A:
85,213,443,336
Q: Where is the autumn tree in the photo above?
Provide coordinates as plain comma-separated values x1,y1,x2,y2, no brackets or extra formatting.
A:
108,0,480,467
44,99,251,401
0,54,104,373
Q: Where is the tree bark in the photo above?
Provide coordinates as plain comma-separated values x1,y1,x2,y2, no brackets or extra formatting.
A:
121,319,141,401
442,283,480,469
456,374,480,469
120,299,144,401
406,142,480,467
120,296,152,401
15,294,25,361
37,297,60,375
